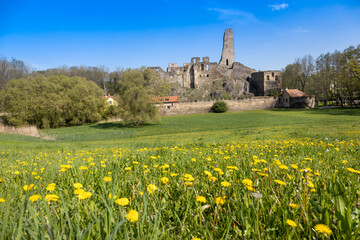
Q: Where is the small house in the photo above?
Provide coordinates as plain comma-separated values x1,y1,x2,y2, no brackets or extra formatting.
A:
278,89,315,108
105,94,116,105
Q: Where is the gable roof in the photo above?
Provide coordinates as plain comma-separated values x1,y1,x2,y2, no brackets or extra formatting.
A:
149,96,179,103
284,89,307,98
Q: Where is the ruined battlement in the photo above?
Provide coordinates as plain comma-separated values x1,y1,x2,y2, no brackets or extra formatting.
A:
149,29,279,97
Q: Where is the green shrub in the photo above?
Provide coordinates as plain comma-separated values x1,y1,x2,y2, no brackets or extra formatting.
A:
211,101,228,113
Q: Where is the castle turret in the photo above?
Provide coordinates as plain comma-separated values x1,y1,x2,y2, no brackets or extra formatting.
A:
219,28,235,68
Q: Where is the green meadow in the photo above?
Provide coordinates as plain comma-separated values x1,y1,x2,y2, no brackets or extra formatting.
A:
0,108,360,239
1,108,359,150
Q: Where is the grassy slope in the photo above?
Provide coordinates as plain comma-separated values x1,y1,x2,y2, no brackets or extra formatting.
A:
0,108,359,151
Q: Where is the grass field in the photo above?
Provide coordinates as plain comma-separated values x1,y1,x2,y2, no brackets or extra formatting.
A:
0,108,360,239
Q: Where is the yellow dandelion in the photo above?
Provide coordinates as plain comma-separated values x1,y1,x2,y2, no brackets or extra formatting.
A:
196,196,206,203
115,198,129,206
126,210,139,222
242,179,253,186
289,203,298,209
161,177,169,184
147,184,157,194
314,224,332,235
29,195,42,202
103,176,111,182
45,194,59,202
215,196,225,205
286,219,297,227
73,183,83,189
274,180,286,186
221,181,231,187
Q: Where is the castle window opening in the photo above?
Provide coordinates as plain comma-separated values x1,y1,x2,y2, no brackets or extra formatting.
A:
226,59,229,66
166,106,170,109
201,64,204,70
206,64,209,71
272,72,274,77
207,74,209,77
275,75,278,80
266,75,270,80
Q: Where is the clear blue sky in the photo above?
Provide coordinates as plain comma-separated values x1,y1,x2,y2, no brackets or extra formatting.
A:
1,0,359,71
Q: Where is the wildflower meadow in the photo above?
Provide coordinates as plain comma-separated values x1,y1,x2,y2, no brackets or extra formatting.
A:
0,109,359,239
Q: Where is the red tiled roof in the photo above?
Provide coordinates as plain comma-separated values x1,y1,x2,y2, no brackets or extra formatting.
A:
150,96,179,103
285,89,307,98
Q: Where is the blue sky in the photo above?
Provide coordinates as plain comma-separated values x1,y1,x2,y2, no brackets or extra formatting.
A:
1,0,359,71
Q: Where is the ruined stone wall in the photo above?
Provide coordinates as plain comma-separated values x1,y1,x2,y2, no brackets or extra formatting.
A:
158,97,277,116
249,71,281,96
263,71,281,95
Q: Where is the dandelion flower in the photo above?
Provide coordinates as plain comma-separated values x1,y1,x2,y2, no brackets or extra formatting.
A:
286,219,297,227
161,177,169,184
45,194,59,202
314,224,332,235
73,183,83,189
196,196,206,203
46,184,56,191
103,176,111,182
77,191,92,200
290,164,298,169
274,180,286,186
289,203,298,209
279,164,288,170
242,179,253,186
221,181,231,187
29,195,42,202
215,196,225,205
0,198,5,203
126,210,139,222
115,198,129,206
23,184,35,191
147,184,157,194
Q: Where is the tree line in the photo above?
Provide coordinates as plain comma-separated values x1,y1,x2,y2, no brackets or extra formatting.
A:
0,59,170,128
282,45,360,106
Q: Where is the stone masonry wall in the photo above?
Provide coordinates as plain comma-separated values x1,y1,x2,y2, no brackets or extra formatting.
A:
158,97,278,116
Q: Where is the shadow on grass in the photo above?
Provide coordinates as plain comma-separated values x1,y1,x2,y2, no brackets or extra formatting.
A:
272,107,360,116
90,121,158,129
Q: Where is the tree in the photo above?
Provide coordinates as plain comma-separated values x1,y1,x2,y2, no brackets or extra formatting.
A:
296,54,314,92
0,57,31,90
115,68,171,126
2,75,105,128
282,62,302,90
338,45,360,107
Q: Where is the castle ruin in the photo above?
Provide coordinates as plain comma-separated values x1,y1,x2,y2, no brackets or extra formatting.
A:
149,28,281,97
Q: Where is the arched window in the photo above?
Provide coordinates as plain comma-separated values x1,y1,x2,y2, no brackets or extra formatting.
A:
275,75,278,80
206,64,209,71
272,72,274,77
266,75,270,80
226,59,229,66
201,64,204,70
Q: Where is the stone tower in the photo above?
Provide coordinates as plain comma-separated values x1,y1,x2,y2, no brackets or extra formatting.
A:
219,28,235,68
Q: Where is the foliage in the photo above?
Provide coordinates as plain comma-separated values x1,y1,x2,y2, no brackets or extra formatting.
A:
211,101,228,113
2,75,105,128
35,65,109,92
115,68,171,126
